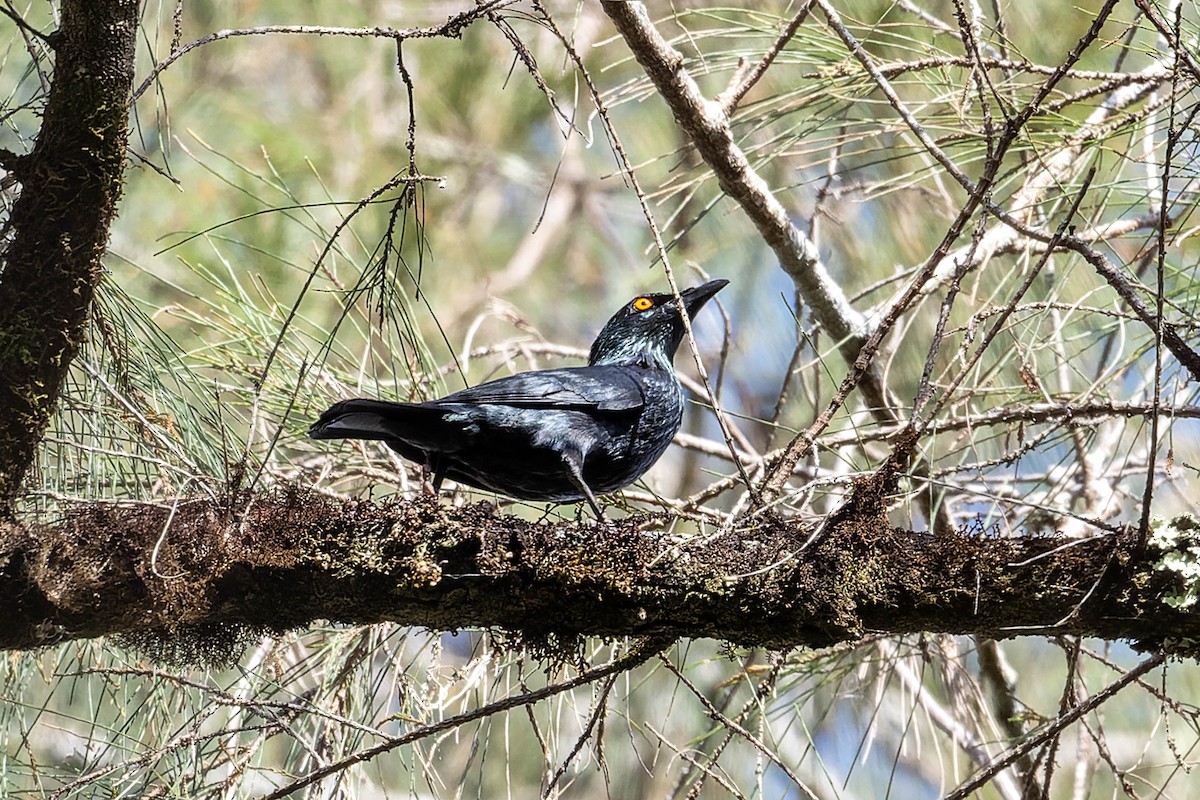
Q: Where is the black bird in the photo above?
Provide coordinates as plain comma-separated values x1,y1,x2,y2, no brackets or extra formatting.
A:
309,279,728,517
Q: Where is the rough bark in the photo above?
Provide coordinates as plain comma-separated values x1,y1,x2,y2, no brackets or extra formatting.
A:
0,0,138,506
0,487,1195,657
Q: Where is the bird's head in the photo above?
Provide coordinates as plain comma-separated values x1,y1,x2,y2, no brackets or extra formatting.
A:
588,279,729,368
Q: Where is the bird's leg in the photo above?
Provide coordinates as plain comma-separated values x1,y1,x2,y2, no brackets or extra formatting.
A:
421,455,445,498
561,452,605,520
431,459,446,494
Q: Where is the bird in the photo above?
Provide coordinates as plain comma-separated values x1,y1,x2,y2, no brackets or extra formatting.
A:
309,279,728,517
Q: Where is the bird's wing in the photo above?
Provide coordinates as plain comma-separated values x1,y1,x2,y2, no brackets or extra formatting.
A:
436,366,645,412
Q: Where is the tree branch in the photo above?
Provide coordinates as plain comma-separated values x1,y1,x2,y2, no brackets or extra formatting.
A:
1,489,1196,655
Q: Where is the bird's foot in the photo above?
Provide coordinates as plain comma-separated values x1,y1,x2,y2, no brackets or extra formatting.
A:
577,503,608,525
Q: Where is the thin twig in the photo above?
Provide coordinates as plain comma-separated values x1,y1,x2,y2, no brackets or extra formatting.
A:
717,1,815,116
131,4,515,103
660,655,821,800
1138,6,1185,550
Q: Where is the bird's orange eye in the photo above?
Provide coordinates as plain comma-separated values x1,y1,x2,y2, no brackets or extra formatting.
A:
632,297,654,311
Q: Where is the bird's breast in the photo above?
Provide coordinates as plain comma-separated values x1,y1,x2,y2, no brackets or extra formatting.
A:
578,369,683,493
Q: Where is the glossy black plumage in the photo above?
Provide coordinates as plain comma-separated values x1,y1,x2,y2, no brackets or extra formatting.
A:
309,279,727,516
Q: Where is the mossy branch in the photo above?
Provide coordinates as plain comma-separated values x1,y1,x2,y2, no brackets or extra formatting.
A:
0,488,1195,656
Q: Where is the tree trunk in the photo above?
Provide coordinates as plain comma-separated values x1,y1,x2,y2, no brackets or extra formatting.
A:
0,0,138,506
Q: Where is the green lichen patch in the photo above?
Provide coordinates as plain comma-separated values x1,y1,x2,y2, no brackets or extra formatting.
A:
1148,515,1200,610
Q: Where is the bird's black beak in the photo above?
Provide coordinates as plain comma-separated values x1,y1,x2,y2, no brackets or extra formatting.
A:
680,279,729,318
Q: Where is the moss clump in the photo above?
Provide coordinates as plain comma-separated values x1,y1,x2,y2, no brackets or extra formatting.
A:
114,623,275,670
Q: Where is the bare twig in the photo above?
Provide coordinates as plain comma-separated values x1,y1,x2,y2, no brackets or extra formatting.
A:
717,2,815,116
131,3,517,103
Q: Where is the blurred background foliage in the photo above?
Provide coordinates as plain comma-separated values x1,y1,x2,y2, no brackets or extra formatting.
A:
2,0,1200,797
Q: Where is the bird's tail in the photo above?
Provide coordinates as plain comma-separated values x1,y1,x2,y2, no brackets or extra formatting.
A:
308,398,439,442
